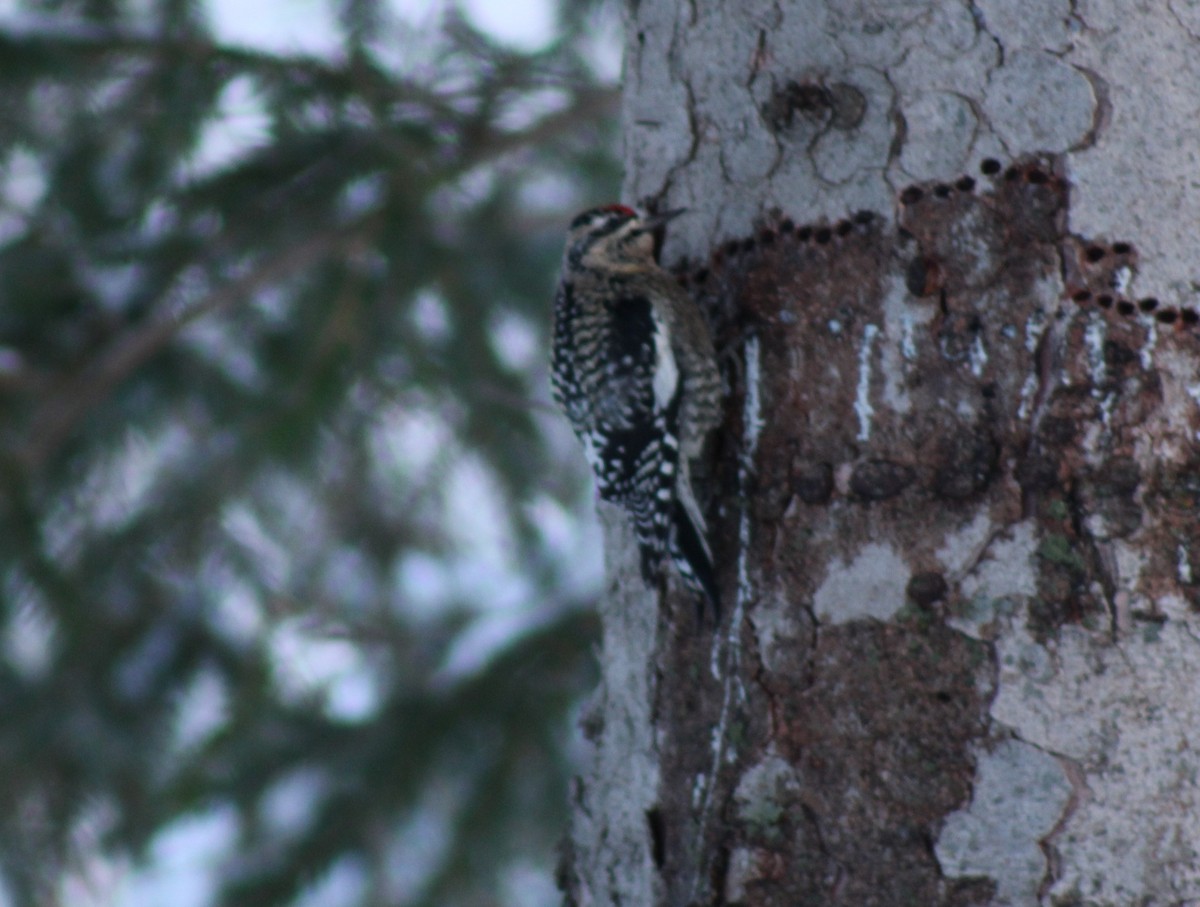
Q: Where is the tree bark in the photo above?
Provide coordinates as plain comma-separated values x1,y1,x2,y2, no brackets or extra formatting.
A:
562,2,1200,904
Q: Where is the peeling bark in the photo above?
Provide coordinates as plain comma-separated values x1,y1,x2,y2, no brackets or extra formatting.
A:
564,2,1200,904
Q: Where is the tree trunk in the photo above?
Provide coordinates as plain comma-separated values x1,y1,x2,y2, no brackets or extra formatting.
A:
561,2,1200,904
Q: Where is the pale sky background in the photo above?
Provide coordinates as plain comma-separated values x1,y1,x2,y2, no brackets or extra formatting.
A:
0,0,614,904
207,0,561,53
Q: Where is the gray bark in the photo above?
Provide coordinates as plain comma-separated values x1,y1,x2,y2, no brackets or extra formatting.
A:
563,2,1200,905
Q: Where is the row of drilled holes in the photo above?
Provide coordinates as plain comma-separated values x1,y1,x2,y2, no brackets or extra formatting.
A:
901,158,1060,205
679,158,1198,332
676,210,879,287
679,158,1048,284
1069,288,1198,325
901,162,1200,328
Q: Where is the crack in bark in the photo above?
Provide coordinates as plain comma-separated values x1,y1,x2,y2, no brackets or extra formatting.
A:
1035,751,1088,899
1167,1,1200,43
1065,483,1120,639
1068,64,1111,152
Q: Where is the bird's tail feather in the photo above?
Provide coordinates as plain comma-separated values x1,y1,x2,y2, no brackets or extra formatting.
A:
671,499,719,621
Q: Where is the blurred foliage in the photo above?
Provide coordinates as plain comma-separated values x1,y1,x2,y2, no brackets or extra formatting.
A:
0,0,620,903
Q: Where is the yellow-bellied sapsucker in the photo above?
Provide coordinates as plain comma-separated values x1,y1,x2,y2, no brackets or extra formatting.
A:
550,204,722,615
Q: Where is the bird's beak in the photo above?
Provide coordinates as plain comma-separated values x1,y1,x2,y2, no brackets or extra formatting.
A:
633,208,687,235
642,208,687,229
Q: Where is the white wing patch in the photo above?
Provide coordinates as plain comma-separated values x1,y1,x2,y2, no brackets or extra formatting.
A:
651,310,679,410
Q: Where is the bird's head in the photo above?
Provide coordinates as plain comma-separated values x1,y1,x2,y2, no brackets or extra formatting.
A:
564,204,685,272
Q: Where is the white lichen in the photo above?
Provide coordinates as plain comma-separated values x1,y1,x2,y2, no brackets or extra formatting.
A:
855,323,879,441
900,311,918,360
1084,312,1106,388
1140,317,1157,371
812,542,910,623
1017,374,1039,421
1024,307,1047,354
968,333,989,377
1111,265,1133,294
935,739,1072,904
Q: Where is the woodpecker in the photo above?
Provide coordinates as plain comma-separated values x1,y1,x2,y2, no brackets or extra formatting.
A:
550,204,722,616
